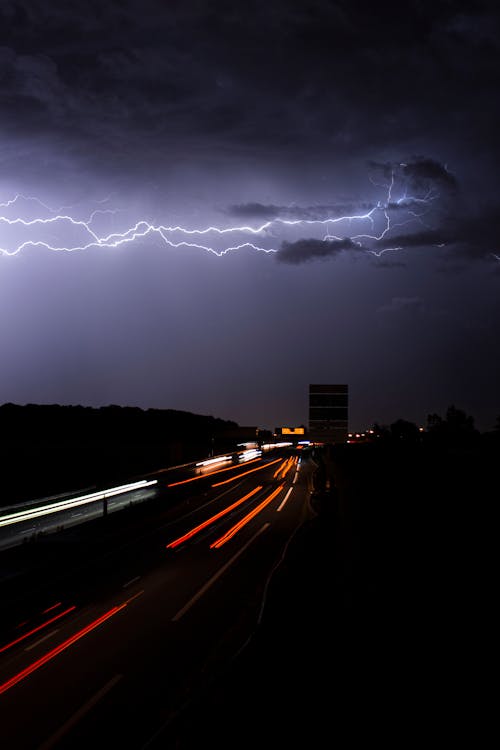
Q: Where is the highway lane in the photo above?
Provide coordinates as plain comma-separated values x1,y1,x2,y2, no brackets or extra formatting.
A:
0,445,290,551
0,448,317,749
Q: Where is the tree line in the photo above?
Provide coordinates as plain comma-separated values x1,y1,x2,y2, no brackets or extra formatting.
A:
371,404,499,448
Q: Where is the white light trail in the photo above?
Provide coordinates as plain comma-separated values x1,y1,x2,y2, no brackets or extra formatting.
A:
0,479,157,528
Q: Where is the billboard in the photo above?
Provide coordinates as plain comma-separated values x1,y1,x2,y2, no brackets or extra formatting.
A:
308,384,348,443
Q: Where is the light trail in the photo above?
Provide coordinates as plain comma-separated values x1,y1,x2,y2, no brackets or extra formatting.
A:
273,456,297,480
210,484,284,549
165,486,262,549
166,457,261,488
0,601,129,695
0,479,157,528
211,458,282,487
277,487,294,511
0,606,76,654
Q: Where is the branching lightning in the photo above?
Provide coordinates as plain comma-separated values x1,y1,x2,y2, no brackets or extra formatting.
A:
0,168,452,261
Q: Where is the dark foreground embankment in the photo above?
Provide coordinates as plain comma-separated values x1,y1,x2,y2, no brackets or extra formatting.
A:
158,440,496,748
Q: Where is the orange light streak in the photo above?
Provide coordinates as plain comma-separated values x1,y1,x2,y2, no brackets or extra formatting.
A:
0,605,76,654
211,458,282,487
274,457,297,479
0,602,128,695
280,457,296,479
167,457,261,487
210,484,284,548
273,458,289,479
166,486,262,549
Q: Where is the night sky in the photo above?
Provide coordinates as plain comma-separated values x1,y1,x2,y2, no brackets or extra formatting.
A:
1,1,499,433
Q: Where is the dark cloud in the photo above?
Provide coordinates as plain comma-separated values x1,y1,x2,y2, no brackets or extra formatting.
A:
225,202,375,221
378,229,447,249
276,206,500,264
276,228,444,265
401,158,459,193
225,203,282,220
272,154,498,264
1,1,499,176
445,204,500,261
368,158,458,194
277,237,362,264
1,1,499,436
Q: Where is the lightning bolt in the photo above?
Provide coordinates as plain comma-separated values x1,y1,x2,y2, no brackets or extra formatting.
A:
0,168,444,260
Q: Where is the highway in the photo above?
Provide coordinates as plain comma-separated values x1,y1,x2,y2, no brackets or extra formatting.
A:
0,445,317,749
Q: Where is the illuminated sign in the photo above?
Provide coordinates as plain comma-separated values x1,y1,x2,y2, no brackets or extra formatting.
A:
281,427,305,435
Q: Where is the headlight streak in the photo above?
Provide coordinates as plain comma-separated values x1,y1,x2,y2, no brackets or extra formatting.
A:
211,458,282,488
195,456,232,468
238,449,262,462
165,486,262,549
210,484,285,549
0,479,157,528
0,606,77,654
166,457,262,488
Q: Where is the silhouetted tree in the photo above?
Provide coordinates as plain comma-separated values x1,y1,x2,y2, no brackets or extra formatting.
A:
372,422,391,441
426,412,444,434
390,418,420,442
426,405,478,447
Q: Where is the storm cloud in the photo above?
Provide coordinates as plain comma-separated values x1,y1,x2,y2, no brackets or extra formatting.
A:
277,237,363,264
1,1,499,434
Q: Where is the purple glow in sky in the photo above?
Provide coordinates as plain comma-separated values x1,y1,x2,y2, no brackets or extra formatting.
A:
1,1,499,432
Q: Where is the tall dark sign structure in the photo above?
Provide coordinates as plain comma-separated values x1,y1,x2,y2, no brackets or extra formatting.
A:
308,384,348,444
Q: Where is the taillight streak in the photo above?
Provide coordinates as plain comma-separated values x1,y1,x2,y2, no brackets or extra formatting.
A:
210,484,285,549
0,602,129,695
166,486,263,549
211,458,281,487
0,606,76,654
167,457,262,487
